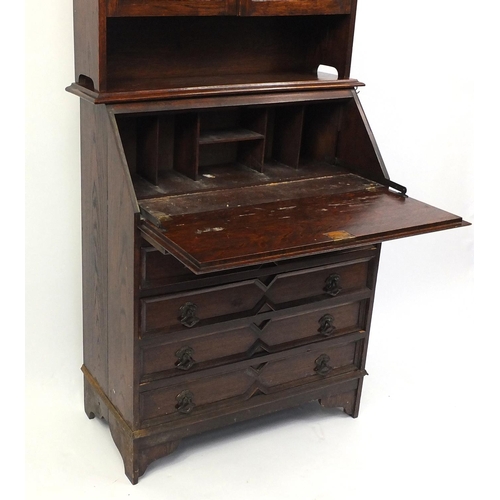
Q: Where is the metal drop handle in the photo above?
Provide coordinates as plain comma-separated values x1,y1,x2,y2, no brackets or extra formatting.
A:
179,302,200,328
175,346,196,371
176,390,196,414
314,354,333,376
323,273,342,297
317,314,336,336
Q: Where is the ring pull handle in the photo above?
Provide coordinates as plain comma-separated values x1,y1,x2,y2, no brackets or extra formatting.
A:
317,314,336,336
176,390,196,414
175,346,196,371
179,302,199,328
314,354,333,376
323,273,342,297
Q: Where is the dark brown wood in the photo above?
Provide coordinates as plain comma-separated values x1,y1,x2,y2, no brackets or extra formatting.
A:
239,0,351,16
174,113,200,181
67,77,363,104
272,105,305,169
73,0,107,91
70,0,468,484
140,301,366,379
139,185,464,274
108,0,237,17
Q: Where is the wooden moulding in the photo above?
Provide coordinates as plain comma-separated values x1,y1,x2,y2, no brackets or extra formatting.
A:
66,78,364,104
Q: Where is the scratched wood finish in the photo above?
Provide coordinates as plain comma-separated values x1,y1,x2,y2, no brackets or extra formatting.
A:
140,187,464,273
138,173,377,216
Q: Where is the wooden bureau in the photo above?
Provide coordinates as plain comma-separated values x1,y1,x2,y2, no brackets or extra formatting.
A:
68,0,468,483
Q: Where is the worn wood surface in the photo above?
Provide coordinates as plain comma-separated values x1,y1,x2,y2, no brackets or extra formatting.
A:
140,184,463,273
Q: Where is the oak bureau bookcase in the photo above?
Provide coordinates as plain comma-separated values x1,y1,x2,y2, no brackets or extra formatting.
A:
67,0,468,484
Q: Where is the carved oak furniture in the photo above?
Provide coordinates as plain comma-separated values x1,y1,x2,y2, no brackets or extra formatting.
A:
68,0,467,484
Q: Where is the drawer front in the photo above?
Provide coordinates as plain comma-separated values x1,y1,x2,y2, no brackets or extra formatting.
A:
141,255,373,335
141,301,366,377
140,337,364,423
141,280,266,335
265,261,370,305
141,243,378,294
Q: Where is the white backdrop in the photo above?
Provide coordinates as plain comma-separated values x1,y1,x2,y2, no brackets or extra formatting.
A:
23,0,494,498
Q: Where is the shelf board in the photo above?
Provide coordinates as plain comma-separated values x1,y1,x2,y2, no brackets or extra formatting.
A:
199,128,265,145
133,161,346,200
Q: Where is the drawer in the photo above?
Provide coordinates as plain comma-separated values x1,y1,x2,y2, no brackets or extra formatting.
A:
141,280,267,335
140,256,374,335
139,335,364,424
140,243,379,293
141,300,368,378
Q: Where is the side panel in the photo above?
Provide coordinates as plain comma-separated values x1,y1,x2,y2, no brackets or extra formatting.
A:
336,91,390,183
106,110,140,428
81,101,109,397
73,0,107,90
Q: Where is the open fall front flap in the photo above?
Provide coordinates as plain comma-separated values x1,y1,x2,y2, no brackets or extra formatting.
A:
138,174,465,274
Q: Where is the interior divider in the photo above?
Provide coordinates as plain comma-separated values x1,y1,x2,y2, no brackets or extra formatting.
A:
136,116,160,185
272,105,305,169
174,113,200,180
132,100,348,185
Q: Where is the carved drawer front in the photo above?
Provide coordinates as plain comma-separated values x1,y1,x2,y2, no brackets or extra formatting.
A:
141,280,267,335
141,301,366,377
139,336,364,423
141,257,372,335
265,261,371,305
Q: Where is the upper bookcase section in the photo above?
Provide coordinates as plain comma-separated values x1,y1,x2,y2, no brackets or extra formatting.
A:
69,0,360,103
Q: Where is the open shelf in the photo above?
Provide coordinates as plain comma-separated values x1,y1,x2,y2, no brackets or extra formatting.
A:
117,97,354,187
70,13,361,103
199,129,265,145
